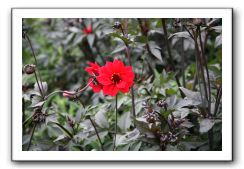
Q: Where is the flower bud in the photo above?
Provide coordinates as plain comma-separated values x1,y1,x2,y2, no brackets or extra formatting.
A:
24,64,36,74
62,90,76,99
113,21,122,29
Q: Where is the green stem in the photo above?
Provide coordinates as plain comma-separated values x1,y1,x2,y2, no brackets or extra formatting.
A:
113,95,118,151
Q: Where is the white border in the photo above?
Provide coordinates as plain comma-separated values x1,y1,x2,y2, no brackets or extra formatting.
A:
12,8,232,161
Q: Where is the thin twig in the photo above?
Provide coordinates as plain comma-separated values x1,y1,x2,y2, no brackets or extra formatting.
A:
113,95,118,151
88,116,105,151
27,123,37,151
198,27,211,116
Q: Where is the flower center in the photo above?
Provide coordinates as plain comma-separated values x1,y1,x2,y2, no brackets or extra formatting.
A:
111,73,121,84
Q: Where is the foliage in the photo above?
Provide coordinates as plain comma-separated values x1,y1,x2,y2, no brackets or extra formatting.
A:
22,18,222,151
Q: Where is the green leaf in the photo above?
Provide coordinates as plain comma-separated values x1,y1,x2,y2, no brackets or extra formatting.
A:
118,111,131,132
107,32,132,45
134,35,148,43
199,118,215,133
94,110,109,129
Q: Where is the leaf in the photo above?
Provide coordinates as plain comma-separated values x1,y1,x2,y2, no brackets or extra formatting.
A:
116,129,140,146
46,113,58,125
165,95,177,109
148,41,163,62
199,118,215,133
107,32,132,45
130,141,142,151
118,111,131,132
172,108,190,119
87,34,95,48
31,100,46,108
34,81,48,95
110,44,126,55
180,120,194,128
75,108,85,123
69,27,81,33
84,131,108,146
94,110,109,129
215,34,222,48
168,31,194,44
179,87,202,105
134,35,148,43
53,135,67,142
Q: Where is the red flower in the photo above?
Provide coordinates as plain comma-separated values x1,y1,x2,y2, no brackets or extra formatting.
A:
83,25,92,35
85,62,103,93
97,60,134,96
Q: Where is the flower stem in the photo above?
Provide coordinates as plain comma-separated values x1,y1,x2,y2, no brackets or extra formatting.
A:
88,116,105,151
34,70,44,99
44,78,95,100
27,123,37,151
113,94,118,151
25,34,45,97
162,19,184,98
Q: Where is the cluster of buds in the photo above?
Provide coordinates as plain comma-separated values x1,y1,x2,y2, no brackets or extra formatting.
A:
173,18,181,28
158,131,178,150
168,115,185,129
157,99,168,111
32,107,47,123
143,107,160,123
112,21,122,30
67,116,75,128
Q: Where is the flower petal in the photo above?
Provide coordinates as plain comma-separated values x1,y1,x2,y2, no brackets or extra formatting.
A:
103,84,119,96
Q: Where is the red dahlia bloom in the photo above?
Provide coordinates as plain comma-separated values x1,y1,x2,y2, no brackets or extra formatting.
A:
85,62,103,93
83,25,92,35
97,60,134,96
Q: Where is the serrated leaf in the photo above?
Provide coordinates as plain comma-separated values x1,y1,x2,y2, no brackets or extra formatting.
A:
118,111,131,132
94,110,109,129
199,118,215,133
